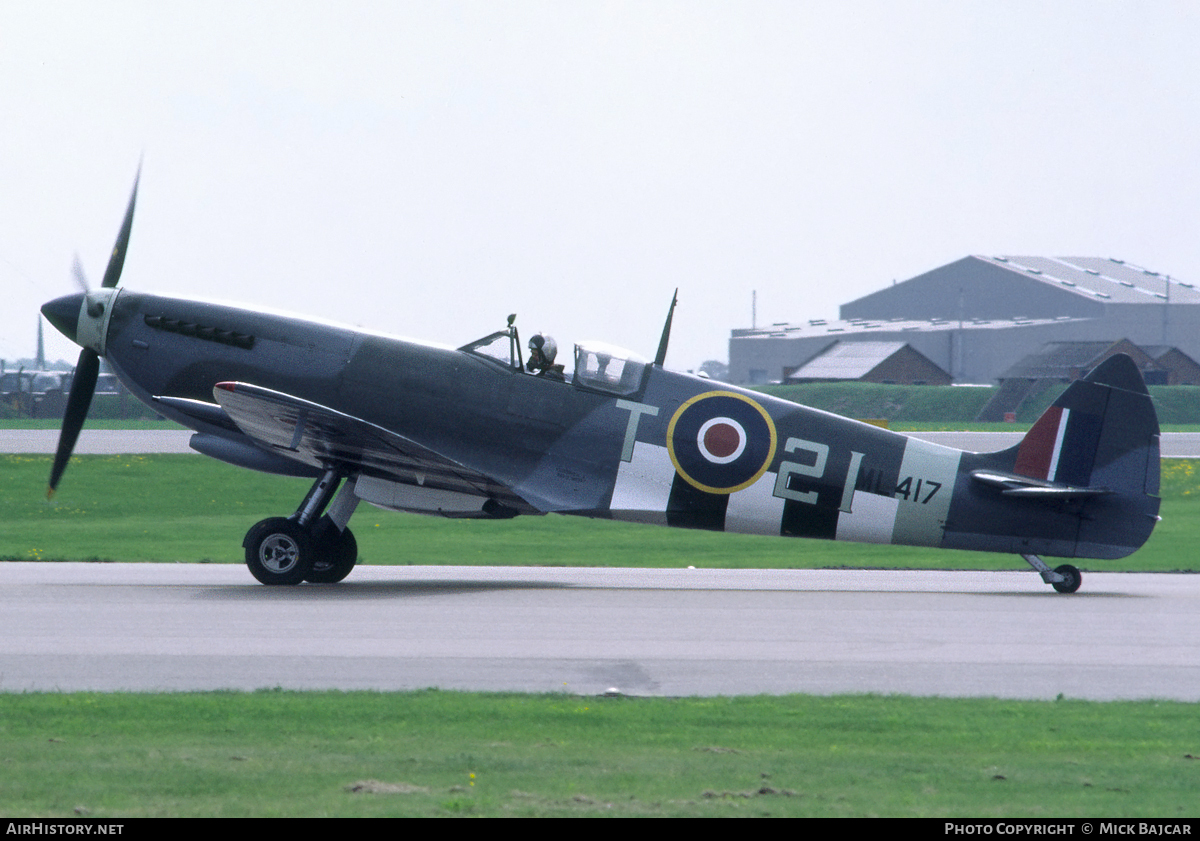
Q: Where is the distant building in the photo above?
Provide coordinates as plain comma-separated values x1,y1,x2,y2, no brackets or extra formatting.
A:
729,256,1200,385
784,341,951,385
1000,339,1159,382
978,339,1167,421
1141,346,1200,386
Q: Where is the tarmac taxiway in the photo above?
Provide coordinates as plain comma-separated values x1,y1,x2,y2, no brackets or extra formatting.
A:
1,563,1196,700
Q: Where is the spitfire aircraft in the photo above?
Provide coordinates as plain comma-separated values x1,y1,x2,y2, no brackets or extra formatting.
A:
41,175,1162,591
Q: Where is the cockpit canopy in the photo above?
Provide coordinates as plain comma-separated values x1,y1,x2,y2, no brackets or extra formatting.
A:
572,341,648,395
460,329,519,369
460,330,648,396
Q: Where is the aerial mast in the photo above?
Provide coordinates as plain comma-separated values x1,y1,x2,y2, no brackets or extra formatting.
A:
654,289,678,367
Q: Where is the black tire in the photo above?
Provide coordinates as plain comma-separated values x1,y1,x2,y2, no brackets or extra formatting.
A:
244,517,314,586
1052,564,1082,594
305,517,358,584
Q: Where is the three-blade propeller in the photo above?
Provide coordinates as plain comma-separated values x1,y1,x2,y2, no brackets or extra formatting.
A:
46,170,140,499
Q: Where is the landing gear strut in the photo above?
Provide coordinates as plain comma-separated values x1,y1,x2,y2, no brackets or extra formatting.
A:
244,470,361,585
1021,554,1082,594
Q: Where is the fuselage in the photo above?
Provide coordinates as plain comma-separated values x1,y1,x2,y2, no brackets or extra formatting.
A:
43,287,1161,560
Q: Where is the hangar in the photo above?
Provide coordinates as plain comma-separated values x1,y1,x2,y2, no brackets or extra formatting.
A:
784,341,951,386
974,338,1200,420
729,256,1200,386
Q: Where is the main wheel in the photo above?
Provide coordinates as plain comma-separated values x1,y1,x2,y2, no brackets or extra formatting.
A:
305,517,358,584
1051,564,1082,594
244,517,314,586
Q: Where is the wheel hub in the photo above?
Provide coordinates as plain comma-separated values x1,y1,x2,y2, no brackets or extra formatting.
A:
260,533,300,573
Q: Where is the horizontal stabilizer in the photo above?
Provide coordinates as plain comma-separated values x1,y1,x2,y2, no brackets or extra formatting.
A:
970,469,1111,499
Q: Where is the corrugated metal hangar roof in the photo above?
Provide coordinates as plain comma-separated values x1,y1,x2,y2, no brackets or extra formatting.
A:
976,256,1200,305
732,314,1083,340
728,254,1200,386
787,341,908,380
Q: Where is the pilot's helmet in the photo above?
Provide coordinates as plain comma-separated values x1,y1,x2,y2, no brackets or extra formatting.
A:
528,333,557,364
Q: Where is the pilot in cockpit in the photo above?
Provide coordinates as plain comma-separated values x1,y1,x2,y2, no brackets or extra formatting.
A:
527,334,566,380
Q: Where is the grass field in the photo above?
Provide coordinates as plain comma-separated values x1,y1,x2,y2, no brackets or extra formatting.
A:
0,418,178,430
6,416,1200,433
756,381,1200,426
2,691,1197,818
2,454,1197,571
3,453,1197,818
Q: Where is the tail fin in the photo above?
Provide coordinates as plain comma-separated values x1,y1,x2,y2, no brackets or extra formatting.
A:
1003,353,1161,557
1013,354,1159,486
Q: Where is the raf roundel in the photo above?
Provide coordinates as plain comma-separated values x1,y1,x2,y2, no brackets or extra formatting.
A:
667,391,778,494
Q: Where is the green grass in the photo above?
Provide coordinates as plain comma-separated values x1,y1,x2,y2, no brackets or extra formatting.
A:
754,382,1200,426
0,418,184,430
0,392,161,422
7,381,1200,432
757,381,997,423
2,454,1197,571
1,691,1196,818
4,416,1199,432
890,421,1200,432
3,457,1198,819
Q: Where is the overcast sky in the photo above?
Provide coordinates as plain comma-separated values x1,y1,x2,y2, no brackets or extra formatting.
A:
3,1,1198,373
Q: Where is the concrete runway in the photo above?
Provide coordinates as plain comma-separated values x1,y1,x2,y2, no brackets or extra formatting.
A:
2,563,1197,701
4,429,1200,456
0,428,196,454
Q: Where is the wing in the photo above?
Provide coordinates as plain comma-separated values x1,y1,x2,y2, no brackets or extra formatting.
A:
211,381,537,515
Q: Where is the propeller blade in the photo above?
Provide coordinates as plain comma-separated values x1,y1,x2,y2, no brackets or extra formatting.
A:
48,166,140,498
47,347,99,498
100,167,140,289
71,254,90,292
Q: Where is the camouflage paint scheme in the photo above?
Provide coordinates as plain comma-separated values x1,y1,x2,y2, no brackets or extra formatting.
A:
40,177,1160,588
44,287,1160,572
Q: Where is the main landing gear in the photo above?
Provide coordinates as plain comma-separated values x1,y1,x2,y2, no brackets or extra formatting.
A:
244,469,361,585
1021,554,1082,594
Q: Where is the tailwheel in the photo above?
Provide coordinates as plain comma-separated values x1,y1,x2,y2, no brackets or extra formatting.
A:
305,515,358,584
1021,553,1083,594
1051,564,1082,594
244,517,314,586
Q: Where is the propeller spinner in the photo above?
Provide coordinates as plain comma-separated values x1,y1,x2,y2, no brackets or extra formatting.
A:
41,170,140,498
